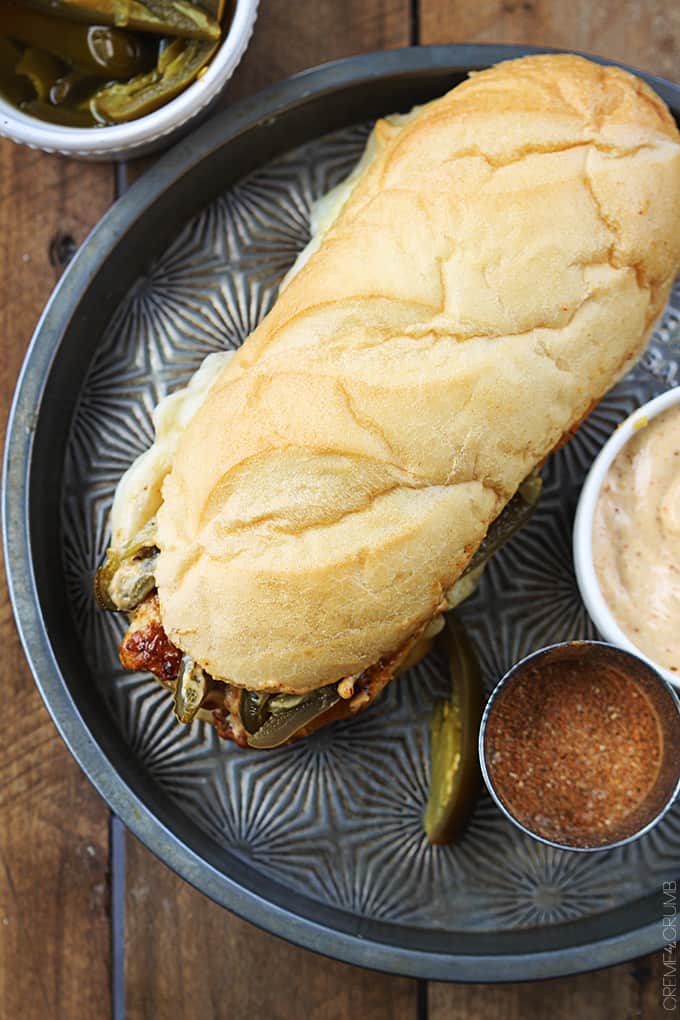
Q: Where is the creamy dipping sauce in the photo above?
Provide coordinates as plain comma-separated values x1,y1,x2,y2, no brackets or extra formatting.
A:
592,404,680,675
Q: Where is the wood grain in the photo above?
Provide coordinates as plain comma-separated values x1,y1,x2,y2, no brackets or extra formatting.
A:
125,833,417,1020
429,953,667,1019
419,0,680,81
225,0,413,102
0,142,114,1019
123,4,418,1017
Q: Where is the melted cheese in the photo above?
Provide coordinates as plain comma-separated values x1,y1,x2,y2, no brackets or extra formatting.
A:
110,351,234,549
281,110,420,290
280,130,380,290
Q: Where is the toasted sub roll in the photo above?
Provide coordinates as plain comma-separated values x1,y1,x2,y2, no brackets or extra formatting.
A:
154,53,680,695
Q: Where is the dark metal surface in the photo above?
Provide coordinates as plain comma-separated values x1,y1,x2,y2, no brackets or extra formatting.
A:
3,45,680,981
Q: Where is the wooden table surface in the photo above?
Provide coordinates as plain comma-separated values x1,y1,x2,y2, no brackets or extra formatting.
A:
0,3,677,1018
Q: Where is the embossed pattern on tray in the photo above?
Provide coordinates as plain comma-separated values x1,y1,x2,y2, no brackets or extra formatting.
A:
62,125,680,932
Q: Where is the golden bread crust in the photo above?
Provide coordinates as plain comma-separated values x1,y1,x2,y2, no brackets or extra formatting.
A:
156,55,680,692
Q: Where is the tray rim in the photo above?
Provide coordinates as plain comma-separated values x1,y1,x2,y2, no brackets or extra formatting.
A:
3,43,679,983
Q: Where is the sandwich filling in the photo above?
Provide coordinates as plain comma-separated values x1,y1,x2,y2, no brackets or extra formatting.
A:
114,586,443,747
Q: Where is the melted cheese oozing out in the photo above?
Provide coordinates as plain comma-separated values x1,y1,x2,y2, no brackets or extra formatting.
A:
110,351,234,549
280,130,380,290
110,109,422,551
280,109,419,290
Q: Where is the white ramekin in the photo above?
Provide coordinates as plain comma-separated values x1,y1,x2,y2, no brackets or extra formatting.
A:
0,0,258,160
573,387,680,689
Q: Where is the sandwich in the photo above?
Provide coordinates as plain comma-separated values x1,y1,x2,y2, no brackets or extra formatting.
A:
95,54,680,748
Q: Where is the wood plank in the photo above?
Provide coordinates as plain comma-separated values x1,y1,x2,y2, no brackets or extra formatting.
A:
0,140,114,1019
126,834,417,1020
225,0,414,102
429,954,668,1019
123,5,418,1017
418,0,679,81
420,2,675,1015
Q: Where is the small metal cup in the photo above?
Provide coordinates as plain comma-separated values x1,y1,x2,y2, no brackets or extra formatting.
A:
479,641,680,852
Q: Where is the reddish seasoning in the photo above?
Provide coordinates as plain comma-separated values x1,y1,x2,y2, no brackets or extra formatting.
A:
484,655,664,847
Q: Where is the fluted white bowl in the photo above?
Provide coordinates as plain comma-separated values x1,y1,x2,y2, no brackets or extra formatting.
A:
0,0,258,160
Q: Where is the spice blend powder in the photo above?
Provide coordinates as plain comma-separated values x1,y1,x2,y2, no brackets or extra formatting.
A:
485,662,664,847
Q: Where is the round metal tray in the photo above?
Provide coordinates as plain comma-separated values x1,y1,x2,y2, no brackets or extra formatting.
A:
4,45,680,982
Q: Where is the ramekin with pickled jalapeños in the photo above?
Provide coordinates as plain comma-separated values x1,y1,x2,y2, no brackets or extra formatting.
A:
0,0,230,127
